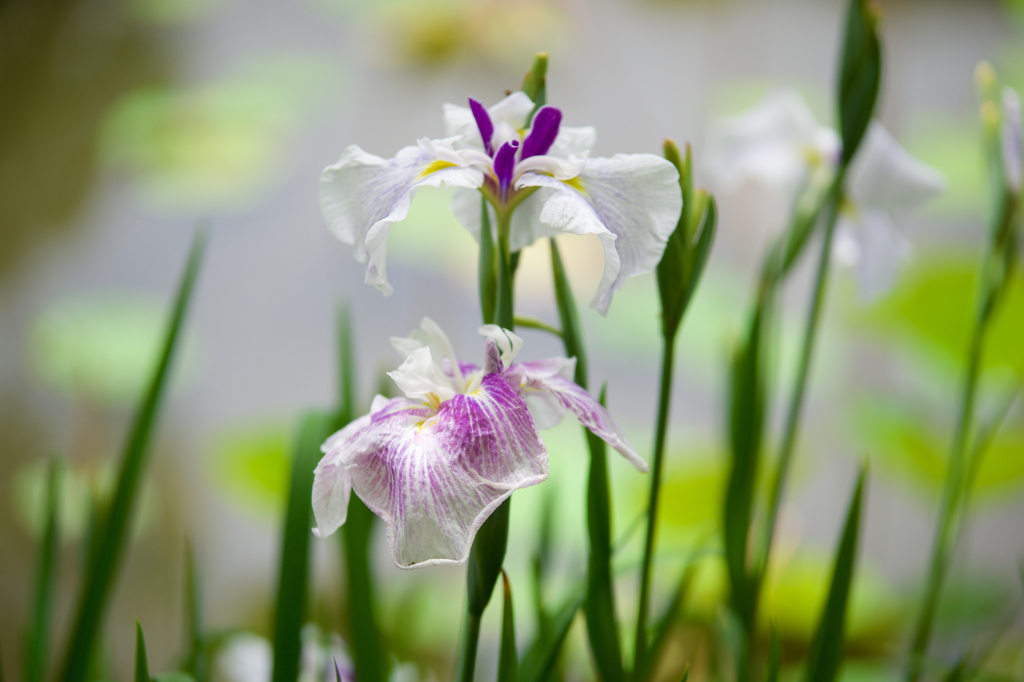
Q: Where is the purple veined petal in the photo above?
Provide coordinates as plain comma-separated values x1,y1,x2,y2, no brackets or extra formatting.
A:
1001,87,1023,193
469,97,495,157
337,374,547,568
521,106,563,160
516,359,647,472
494,140,520,201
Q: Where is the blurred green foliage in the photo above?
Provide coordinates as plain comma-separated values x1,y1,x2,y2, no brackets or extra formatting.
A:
209,423,291,518
101,55,345,210
29,294,198,406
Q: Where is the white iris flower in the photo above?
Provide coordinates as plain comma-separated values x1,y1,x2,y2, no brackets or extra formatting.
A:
705,88,945,300
311,318,644,569
320,92,682,314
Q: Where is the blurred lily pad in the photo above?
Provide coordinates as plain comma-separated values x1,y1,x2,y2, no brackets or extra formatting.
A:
761,553,905,651
862,255,1024,375
12,458,158,541
854,399,1024,501
28,293,198,406
209,423,291,518
101,54,346,210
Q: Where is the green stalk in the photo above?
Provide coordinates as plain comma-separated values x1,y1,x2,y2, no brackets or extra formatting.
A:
759,171,845,572
632,327,676,679
457,208,517,682
26,458,60,682
344,498,387,682
906,193,1017,681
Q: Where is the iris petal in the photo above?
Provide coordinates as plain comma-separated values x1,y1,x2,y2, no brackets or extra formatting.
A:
323,377,548,568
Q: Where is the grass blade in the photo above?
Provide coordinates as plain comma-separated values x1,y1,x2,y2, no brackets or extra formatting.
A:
335,302,357,429
644,561,696,682
764,625,781,682
499,572,519,682
26,457,60,682
519,587,585,682
272,411,335,682
679,664,690,682
804,466,867,682
478,197,497,325
135,622,150,682
181,541,207,682
551,240,623,682
60,231,206,682
343,497,387,682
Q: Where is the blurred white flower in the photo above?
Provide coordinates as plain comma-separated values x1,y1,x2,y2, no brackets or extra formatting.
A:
835,123,946,300
705,89,945,300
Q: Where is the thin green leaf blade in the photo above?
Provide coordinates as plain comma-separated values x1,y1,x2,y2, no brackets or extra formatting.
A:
335,302,357,429
479,198,497,325
549,240,586,387
764,625,781,682
499,572,519,682
26,457,60,682
181,541,207,682
272,411,335,682
837,0,882,165
60,231,206,682
804,466,868,682
135,622,150,682
644,562,696,682
343,495,387,682
656,140,691,338
519,587,585,682
723,302,767,631
681,195,717,315
583,386,623,682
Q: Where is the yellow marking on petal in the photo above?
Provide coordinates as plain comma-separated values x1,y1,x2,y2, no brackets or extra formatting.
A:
562,176,588,196
418,160,457,179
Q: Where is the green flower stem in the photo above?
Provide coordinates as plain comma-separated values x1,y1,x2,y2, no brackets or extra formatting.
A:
632,326,677,679
906,192,1019,682
457,207,519,682
758,172,845,580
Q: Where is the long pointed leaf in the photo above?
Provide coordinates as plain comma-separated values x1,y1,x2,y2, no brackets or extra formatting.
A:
499,572,519,682
135,622,151,682
519,587,585,682
272,411,335,682
804,466,867,682
837,0,882,164
764,626,781,682
181,541,207,682
644,561,696,682
478,198,497,325
26,457,60,682
335,302,357,429
551,240,622,682
60,231,206,682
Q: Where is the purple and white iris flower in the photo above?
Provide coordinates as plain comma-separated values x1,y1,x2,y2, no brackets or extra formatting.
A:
320,92,682,314
311,318,644,569
705,89,945,300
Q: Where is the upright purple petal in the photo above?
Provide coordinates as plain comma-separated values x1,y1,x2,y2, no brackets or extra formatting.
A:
521,106,563,159
494,140,520,201
324,376,548,568
515,360,647,472
469,97,495,157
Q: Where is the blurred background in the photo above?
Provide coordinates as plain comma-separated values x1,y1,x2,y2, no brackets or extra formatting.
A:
3,0,1024,679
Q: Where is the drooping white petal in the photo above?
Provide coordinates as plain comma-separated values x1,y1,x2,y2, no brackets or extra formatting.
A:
388,347,457,402
516,359,646,471
846,123,946,212
478,325,524,368
836,209,912,302
312,407,378,539
508,356,576,430
320,140,484,295
704,88,831,195
324,377,548,568
390,335,425,360
516,153,682,315
444,92,536,149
